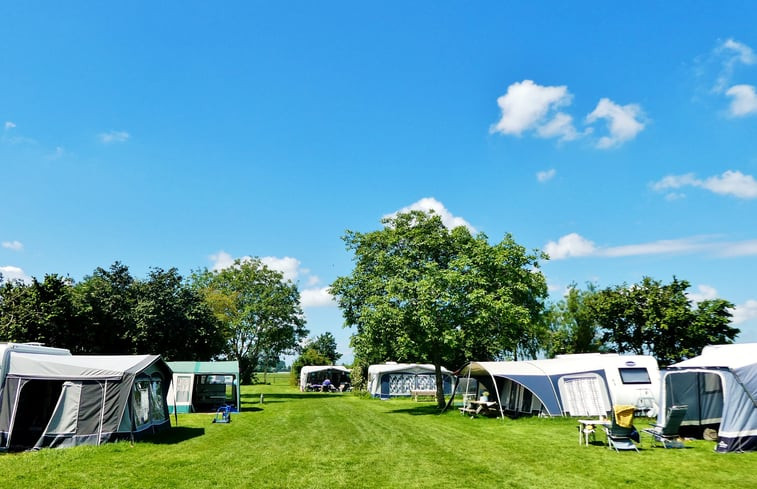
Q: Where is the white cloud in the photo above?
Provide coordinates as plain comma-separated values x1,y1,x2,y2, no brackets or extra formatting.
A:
687,284,719,304
490,80,576,139
99,130,130,144
300,287,336,308
725,84,757,117
651,170,757,199
544,233,720,260
718,240,757,257
210,250,236,271
0,265,30,283
544,233,597,259
386,197,475,232
210,251,323,285
536,169,556,183
585,98,645,148
731,299,757,325
536,112,580,141
260,256,301,282
1,241,24,251
4,121,16,130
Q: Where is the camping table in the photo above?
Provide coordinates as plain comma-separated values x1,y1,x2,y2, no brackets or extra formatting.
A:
466,400,499,417
577,419,610,446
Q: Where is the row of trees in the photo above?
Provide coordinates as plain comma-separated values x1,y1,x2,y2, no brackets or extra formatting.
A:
0,259,308,383
545,277,737,365
1,210,741,395
330,211,740,407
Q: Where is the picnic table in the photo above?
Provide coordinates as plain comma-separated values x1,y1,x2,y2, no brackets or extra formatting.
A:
460,400,500,418
410,389,436,401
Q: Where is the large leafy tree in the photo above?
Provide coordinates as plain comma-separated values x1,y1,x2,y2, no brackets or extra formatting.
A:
73,262,138,354
330,210,548,407
308,332,342,364
132,267,225,360
573,276,738,366
544,283,603,357
0,274,83,351
192,258,308,383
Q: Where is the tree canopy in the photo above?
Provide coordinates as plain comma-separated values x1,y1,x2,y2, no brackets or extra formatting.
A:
192,258,308,383
330,210,548,407
546,277,738,366
0,262,224,360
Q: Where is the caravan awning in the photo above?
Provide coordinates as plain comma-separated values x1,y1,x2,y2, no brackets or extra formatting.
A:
6,353,161,381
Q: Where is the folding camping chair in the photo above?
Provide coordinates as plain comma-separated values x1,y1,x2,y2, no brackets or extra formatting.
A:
604,405,639,452
643,405,687,448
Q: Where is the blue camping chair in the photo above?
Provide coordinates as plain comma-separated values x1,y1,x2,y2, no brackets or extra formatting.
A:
212,405,232,424
604,405,639,452
643,405,687,448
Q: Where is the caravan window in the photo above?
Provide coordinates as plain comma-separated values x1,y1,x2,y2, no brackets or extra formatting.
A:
619,368,651,384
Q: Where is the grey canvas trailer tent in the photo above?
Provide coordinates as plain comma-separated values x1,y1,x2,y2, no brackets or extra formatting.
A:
661,343,757,453
0,352,172,451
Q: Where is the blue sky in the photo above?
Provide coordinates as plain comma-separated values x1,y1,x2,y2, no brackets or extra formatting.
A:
2,2,757,364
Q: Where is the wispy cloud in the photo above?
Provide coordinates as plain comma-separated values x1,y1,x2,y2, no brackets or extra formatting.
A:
713,38,756,93
651,170,757,199
385,197,475,232
585,98,646,148
1,241,24,251
543,233,757,260
4,121,16,130
0,265,30,283
536,169,556,183
99,130,130,144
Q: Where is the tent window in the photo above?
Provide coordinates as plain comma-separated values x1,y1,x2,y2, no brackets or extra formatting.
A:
150,374,165,422
619,368,651,384
133,379,151,427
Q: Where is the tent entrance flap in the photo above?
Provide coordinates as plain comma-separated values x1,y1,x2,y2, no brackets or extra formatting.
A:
9,379,64,449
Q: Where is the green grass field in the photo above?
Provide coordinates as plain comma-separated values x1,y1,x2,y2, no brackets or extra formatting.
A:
1,376,755,488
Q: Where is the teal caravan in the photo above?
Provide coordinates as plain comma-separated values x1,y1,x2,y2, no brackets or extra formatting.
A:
166,361,240,413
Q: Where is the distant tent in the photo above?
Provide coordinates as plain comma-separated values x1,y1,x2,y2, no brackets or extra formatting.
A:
661,343,757,453
0,353,171,451
455,354,660,417
166,361,240,413
367,363,453,399
299,366,350,391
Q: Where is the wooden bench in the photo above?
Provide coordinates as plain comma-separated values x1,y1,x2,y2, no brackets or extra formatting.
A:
410,389,436,401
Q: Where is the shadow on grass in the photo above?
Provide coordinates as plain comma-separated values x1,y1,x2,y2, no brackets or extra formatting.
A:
243,392,345,401
386,405,445,416
150,427,205,445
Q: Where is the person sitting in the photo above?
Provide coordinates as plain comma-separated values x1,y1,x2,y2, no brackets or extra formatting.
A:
322,378,332,392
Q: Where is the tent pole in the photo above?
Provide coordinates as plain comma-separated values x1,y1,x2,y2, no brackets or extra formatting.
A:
98,381,106,445
489,369,505,421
